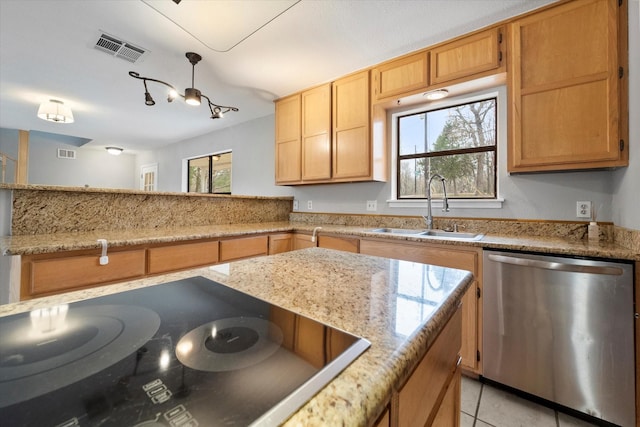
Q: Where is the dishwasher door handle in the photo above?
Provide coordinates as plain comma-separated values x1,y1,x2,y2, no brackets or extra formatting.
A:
486,254,624,276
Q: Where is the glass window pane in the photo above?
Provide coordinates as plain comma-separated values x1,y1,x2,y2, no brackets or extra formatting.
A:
188,156,209,193
429,151,495,198
399,158,426,198
398,113,426,155
428,99,496,153
212,152,231,194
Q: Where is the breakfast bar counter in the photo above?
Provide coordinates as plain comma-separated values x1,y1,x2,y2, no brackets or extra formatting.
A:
0,248,473,426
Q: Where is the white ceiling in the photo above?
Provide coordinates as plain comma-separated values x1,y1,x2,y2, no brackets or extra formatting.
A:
0,0,556,153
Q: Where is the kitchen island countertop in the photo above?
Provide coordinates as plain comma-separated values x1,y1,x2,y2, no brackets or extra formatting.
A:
0,247,473,426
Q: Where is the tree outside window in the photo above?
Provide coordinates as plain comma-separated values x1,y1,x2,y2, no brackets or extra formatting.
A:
397,98,496,199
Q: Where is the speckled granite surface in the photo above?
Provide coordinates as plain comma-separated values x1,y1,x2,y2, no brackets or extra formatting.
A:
0,248,473,426
4,185,292,234
2,221,638,261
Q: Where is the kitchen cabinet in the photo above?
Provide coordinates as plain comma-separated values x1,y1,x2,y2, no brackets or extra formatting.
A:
22,247,146,298
317,234,359,253
219,235,269,262
394,306,462,427
302,83,332,181
508,0,628,172
371,51,429,102
268,233,293,255
430,26,504,85
148,240,219,274
292,232,317,250
360,239,481,374
275,94,301,184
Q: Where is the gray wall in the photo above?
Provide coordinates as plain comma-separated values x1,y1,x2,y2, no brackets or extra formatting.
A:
28,137,137,189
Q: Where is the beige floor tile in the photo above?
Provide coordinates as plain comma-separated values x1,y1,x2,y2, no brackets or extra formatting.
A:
475,420,495,427
461,375,482,415
557,411,599,426
477,384,556,427
460,411,475,427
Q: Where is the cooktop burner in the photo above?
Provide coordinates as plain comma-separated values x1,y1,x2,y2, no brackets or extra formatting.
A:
0,276,370,426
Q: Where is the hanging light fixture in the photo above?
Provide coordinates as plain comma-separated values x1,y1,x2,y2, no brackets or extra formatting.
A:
37,99,74,123
129,52,238,119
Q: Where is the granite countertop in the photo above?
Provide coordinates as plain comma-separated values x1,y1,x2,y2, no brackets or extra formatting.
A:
1,221,638,261
0,248,474,426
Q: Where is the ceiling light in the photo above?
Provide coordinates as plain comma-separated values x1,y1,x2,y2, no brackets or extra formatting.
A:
106,147,124,155
129,52,238,119
37,99,74,123
423,89,449,101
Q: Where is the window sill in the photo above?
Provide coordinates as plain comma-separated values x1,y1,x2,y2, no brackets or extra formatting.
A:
387,198,504,209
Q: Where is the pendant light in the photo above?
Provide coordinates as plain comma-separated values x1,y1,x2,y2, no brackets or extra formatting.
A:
37,99,74,123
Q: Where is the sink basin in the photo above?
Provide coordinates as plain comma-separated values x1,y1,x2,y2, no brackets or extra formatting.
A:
369,228,426,234
418,230,484,240
368,228,484,241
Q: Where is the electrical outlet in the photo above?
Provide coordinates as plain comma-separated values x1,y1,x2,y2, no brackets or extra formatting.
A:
576,201,591,218
307,200,313,210
293,200,298,211
366,200,377,211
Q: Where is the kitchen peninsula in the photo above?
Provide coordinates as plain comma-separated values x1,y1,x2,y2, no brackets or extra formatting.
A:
0,247,473,427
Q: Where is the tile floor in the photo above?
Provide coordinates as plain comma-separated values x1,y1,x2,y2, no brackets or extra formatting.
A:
460,376,600,427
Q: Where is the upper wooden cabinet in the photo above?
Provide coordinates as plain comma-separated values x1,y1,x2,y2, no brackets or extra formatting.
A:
332,70,375,181
372,51,429,101
274,94,301,184
302,83,332,181
430,26,504,85
508,0,628,172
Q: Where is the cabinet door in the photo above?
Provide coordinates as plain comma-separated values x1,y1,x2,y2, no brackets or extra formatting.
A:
275,94,301,184
317,235,359,253
372,51,429,101
430,27,503,85
508,0,626,172
268,233,293,255
23,249,146,298
219,236,269,262
148,240,219,274
332,71,371,181
302,84,332,181
293,233,317,250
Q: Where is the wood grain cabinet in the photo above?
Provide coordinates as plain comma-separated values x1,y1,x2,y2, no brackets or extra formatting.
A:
302,83,332,182
219,235,269,262
148,240,219,274
430,26,504,85
275,94,301,184
292,233,317,250
317,234,359,253
508,0,628,172
268,233,293,255
22,248,146,298
360,239,481,374
371,51,429,102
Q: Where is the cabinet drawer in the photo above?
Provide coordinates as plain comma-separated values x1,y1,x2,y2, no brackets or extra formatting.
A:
397,307,461,427
26,249,146,297
219,235,269,262
318,235,359,253
148,240,219,274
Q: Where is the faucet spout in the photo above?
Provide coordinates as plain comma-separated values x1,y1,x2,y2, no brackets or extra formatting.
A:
424,174,450,229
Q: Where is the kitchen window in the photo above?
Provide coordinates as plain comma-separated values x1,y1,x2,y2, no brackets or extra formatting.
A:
187,151,232,194
396,97,496,201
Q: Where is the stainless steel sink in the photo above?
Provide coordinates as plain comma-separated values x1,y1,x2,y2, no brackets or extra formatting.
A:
368,228,483,241
369,228,426,234
418,230,484,240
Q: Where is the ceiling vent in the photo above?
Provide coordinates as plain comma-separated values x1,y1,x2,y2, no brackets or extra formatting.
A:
94,32,146,63
57,148,76,160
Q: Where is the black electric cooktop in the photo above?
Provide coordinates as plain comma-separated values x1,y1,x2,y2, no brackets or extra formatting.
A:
0,276,370,427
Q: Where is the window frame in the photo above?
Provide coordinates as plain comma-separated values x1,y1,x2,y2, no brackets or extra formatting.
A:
396,97,497,200
389,88,504,210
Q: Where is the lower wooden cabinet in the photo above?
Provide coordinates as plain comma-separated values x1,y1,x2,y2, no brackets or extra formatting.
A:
317,234,359,253
22,248,146,298
148,240,219,274
219,235,269,262
360,238,481,374
293,233,317,250
268,233,293,255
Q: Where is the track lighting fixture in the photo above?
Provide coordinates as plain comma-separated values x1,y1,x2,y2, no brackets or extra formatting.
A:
129,52,238,119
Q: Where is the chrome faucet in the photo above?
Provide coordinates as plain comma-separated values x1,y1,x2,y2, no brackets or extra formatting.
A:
423,173,450,229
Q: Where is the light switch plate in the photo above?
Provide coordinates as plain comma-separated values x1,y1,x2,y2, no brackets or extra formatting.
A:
293,200,298,211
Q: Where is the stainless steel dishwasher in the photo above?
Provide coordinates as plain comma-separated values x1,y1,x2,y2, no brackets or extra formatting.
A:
483,250,635,427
